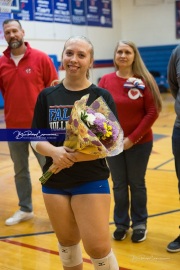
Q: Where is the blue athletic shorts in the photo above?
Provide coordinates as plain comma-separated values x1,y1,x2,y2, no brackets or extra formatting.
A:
42,179,110,195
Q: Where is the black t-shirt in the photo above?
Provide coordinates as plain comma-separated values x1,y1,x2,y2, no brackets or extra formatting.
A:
32,83,118,189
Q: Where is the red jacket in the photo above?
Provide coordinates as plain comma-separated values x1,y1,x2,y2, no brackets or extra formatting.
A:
98,72,159,144
0,42,58,128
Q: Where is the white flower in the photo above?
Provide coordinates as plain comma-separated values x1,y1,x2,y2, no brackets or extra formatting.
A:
86,113,96,126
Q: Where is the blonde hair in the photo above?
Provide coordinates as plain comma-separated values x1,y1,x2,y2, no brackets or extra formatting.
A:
114,40,162,112
61,35,94,79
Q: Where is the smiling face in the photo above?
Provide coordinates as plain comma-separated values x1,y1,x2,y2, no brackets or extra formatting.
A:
114,42,135,70
62,37,94,79
3,20,24,50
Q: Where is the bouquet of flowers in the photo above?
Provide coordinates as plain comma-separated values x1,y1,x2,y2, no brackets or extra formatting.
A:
39,94,123,184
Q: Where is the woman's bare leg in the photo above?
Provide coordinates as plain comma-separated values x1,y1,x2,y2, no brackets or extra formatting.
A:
43,193,83,270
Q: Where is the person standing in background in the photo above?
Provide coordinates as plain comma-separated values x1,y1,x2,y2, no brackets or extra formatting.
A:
166,44,180,253
0,19,58,226
98,40,162,243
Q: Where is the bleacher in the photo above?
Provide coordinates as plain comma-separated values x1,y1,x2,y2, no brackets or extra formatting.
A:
139,44,178,92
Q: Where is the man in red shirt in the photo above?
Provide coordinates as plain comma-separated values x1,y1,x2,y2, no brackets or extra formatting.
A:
0,19,58,225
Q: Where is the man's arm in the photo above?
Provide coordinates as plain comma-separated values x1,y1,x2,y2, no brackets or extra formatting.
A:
168,47,180,99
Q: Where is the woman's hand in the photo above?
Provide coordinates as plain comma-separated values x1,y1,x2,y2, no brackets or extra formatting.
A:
51,146,76,169
123,137,134,150
35,142,77,174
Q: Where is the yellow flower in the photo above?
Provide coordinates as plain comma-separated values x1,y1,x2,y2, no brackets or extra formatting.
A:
102,123,113,139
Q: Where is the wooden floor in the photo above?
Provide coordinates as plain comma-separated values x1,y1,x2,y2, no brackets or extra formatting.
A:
0,93,180,270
